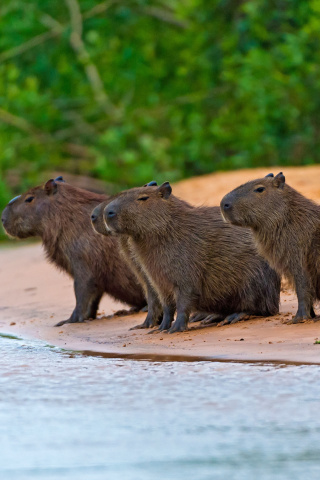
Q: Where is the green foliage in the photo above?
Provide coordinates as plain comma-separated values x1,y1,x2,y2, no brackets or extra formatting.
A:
1,0,320,218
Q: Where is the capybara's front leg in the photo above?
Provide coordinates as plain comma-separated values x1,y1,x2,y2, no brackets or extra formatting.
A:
130,288,163,329
288,274,313,324
149,302,175,333
168,295,191,333
55,276,102,327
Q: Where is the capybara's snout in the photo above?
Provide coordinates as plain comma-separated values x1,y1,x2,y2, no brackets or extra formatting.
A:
1,206,8,228
91,205,100,224
2,196,22,230
104,204,118,221
220,194,234,222
221,198,232,212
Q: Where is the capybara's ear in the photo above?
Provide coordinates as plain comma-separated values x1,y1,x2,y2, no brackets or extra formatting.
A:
265,173,274,178
44,179,58,195
158,182,172,199
273,172,285,189
144,181,158,187
54,176,65,182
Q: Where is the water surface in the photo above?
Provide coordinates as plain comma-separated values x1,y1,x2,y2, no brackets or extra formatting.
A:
0,334,319,480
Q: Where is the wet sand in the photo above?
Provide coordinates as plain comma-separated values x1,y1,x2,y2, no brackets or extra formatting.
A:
1,165,320,364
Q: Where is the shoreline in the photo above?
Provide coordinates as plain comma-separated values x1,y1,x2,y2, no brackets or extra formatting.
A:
1,331,319,366
1,166,320,365
1,243,320,365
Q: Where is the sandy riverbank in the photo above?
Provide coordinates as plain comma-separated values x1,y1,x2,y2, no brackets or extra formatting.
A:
1,166,320,364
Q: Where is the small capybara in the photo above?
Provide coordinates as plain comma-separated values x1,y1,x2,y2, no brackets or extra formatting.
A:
221,172,320,323
1,177,146,326
91,182,163,329
102,182,281,333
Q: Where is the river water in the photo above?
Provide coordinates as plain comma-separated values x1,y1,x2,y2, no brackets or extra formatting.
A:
0,333,320,480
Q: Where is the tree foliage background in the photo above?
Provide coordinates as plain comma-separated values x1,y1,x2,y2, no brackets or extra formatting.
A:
1,0,320,219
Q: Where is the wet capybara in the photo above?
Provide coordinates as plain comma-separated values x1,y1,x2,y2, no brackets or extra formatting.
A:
221,172,320,324
102,182,281,333
1,177,146,326
91,182,163,329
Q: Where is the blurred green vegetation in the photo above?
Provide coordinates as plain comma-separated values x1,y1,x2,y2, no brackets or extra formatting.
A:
1,0,320,233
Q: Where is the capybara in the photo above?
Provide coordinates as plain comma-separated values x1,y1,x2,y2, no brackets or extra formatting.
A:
1,177,146,326
221,172,320,323
91,181,163,329
102,182,281,333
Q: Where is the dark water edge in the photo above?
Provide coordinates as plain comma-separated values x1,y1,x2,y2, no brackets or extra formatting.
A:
0,333,320,480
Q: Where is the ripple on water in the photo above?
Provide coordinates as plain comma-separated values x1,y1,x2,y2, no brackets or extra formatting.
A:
0,335,320,480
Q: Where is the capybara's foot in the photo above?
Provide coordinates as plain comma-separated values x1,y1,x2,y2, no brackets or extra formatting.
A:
168,323,188,333
130,322,150,330
287,315,309,324
113,306,141,317
189,312,208,323
200,313,225,325
129,311,162,330
130,313,161,330
148,317,173,333
148,328,161,334
55,318,84,327
218,312,249,327
168,316,188,333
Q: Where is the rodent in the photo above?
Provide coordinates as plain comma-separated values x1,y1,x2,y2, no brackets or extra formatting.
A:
91,181,163,329
1,177,146,326
102,182,281,333
221,171,320,323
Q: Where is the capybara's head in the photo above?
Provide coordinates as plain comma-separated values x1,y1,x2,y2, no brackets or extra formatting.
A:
91,181,158,236
220,172,287,228
103,182,172,236
1,177,65,239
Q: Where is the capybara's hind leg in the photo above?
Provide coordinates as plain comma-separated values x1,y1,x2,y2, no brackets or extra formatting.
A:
218,312,249,327
190,312,210,323
55,276,102,327
112,306,141,317
310,306,316,318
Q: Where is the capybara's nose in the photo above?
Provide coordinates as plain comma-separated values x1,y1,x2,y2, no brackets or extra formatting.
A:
223,202,232,211
107,210,117,219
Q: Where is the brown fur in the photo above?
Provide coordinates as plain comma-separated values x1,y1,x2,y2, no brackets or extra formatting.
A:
102,182,281,332
221,172,320,323
1,178,146,326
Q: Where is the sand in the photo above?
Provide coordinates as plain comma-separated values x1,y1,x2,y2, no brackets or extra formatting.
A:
1,165,320,364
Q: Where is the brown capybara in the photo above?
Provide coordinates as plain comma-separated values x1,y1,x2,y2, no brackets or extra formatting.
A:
221,172,320,324
91,181,163,329
102,182,281,333
1,177,146,326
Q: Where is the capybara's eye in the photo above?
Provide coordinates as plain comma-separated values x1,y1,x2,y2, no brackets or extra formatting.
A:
137,196,149,201
254,187,265,193
25,196,35,203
